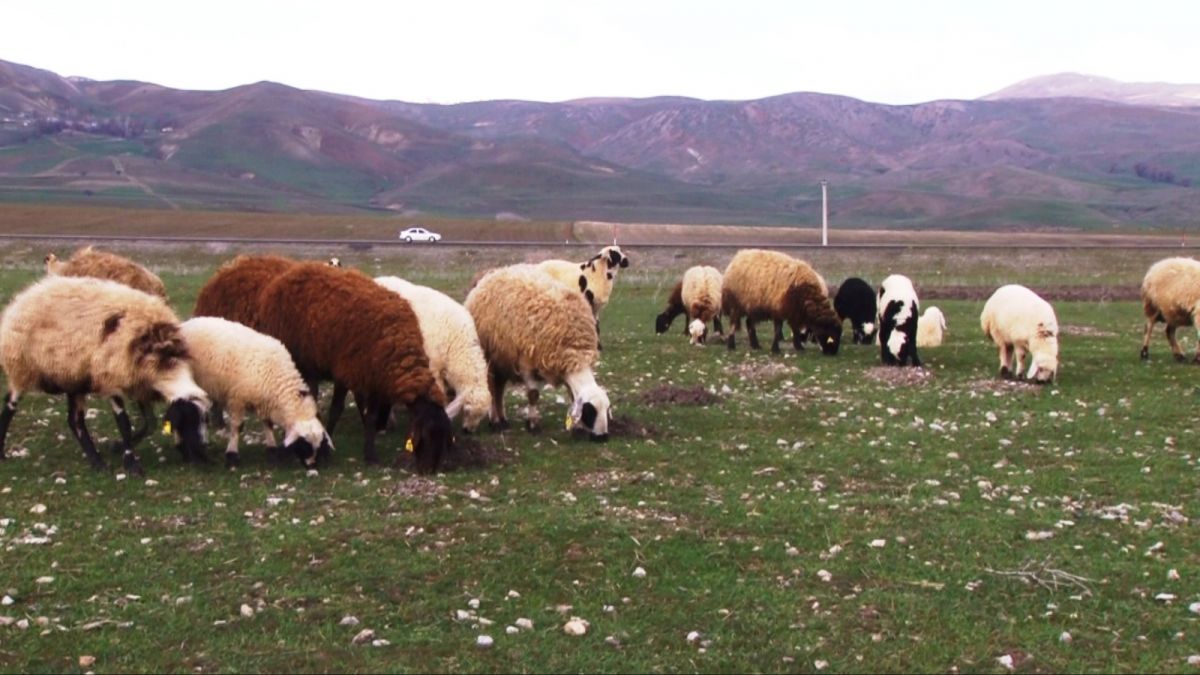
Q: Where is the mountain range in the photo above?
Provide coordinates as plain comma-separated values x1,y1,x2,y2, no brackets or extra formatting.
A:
1,59,1199,229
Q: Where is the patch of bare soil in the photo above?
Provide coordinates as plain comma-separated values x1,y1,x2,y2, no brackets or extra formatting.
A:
639,384,721,407
394,436,516,474
380,475,445,502
964,377,1043,394
865,366,934,387
727,361,797,382
919,285,1139,302
1060,324,1117,337
587,414,661,440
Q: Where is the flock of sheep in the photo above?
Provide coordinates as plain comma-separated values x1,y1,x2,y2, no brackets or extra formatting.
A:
0,243,1197,477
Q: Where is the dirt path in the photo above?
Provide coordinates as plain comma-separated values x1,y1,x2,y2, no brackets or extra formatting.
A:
110,157,180,211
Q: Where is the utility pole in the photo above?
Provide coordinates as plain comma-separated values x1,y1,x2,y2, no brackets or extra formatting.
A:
820,179,829,246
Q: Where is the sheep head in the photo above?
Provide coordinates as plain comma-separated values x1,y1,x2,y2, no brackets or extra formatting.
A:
569,382,610,442
688,318,708,345
407,396,452,473
284,418,333,467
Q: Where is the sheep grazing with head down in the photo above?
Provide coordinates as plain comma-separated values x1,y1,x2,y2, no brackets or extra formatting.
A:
179,317,333,468
536,245,630,348
45,246,166,299
465,264,611,441
833,277,877,345
981,284,1058,383
916,306,947,348
255,262,452,471
375,276,491,433
0,276,210,474
1138,257,1200,362
655,265,724,345
877,274,922,367
721,249,842,355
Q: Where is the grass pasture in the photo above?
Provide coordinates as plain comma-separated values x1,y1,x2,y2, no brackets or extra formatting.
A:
0,242,1196,673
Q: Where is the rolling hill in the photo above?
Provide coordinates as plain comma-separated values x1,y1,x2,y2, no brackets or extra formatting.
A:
2,58,1199,229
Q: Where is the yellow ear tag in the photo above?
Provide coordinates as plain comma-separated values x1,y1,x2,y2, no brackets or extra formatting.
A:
404,437,414,453
565,413,573,430
161,420,172,436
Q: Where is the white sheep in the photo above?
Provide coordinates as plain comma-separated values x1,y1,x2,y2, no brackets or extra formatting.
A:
465,264,611,440
916,306,947,348
179,317,332,468
1139,257,1200,362
0,276,210,474
655,265,725,345
980,284,1059,383
374,276,491,432
877,274,922,367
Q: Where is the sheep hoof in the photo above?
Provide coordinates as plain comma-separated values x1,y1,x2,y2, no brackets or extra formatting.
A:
999,367,1013,380
489,418,510,432
225,452,240,469
1174,353,1188,363
89,457,108,472
1139,347,1150,360
524,419,541,433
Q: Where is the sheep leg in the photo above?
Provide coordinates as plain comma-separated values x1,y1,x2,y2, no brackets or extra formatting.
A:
712,316,724,338
357,398,381,465
66,394,107,472
725,313,742,351
770,320,784,354
998,343,1014,379
523,386,541,433
1165,325,1186,362
1139,316,1156,360
1013,346,1028,380
108,399,155,455
224,408,243,468
107,396,137,457
0,391,21,459
747,319,762,350
325,383,348,433
487,369,510,431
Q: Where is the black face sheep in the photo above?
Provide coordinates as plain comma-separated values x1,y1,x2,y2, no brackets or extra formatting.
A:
981,285,1059,383
877,274,922,367
465,264,611,441
45,246,167,299
0,277,210,474
255,262,452,472
375,276,491,433
1139,257,1200,362
833,277,877,345
655,265,724,345
179,317,333,468
721,249,842,355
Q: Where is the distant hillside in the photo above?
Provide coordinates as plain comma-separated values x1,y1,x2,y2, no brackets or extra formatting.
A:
983,72,1200,108
2,58,1199,229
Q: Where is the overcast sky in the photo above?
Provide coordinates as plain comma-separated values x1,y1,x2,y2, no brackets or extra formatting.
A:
6,0,1197,104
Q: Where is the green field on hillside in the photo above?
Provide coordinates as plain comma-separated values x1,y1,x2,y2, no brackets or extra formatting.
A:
0,243,1195,673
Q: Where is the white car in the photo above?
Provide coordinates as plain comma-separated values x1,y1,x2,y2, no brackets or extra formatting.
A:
398,227,441,243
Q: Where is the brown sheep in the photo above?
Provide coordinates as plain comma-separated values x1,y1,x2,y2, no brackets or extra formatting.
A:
45,246,167,298
193,255,298,330
255,262,452,471
721,249,842,355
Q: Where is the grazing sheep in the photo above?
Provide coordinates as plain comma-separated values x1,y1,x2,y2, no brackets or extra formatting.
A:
179,317,332,468
833,277,877,345
877,274,922,367
0,276,210,474
655,265,724,345
981,284,1059,383
465,264,611,441
916,306,948,348
45,246,167,299
375,276,491,432
1139,257,1200,362
255,262,452,471
193,255,298,331
327,257,342,268
721,249,842,355
536,245,630,348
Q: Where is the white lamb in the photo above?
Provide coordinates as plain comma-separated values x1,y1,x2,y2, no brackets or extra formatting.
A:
980,284,1059,383
374,276,491,432
916,306,947,348
179,317,332,467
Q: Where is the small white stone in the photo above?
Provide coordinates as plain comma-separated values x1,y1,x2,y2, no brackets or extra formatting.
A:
468,598,480,609
515,617,533,631
476,634,494,648
686,630,701,643
632,566,647,578
34,576,54,585
29,504,46,515
1155,593,1177,603
506,590,520,599
371,639,390,647
1189,602,1200,615
16,618,29,630
1,595,12,606
352,628,375,645
817,569,832,582
997,654,1014,670
78,655,96,668
240,604,254,619
869,539,886,548
1187,655,1200,666
144,479,159,487
115,473,126,482
339,615,360,627
785,546,800,557
563,618,589,636
814,659,829,670
506,625,519,635
1060,631,1072,644
1167,568,1181,581
454,609,473,621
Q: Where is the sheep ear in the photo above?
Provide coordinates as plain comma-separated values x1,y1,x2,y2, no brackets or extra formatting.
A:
578,275,588,292
585,289,595,306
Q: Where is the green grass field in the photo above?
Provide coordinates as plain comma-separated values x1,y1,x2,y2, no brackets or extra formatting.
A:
0,243,1196,673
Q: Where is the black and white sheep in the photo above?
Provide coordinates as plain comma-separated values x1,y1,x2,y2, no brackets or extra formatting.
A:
536,245,630,348
833,277,877,345
655,265,724,345
981,285,1058,383
877,274,922,367
0,277,210,474
465,264,611,440
721,249,842,355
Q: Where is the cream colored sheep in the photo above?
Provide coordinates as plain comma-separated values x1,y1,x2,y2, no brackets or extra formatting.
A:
721,249,842,355
465,264,610,440
375,276,491,432
536,245,630,348
1139,257,1200,362
655,265,724,345
45,246,166,298
916,306,947,348
0,276,210,474
179,317,332,468
981,284,1059,383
